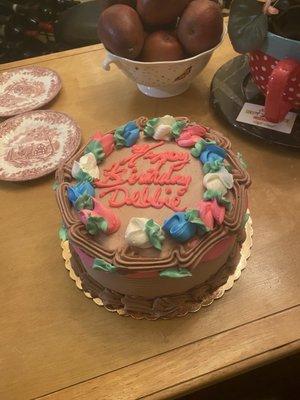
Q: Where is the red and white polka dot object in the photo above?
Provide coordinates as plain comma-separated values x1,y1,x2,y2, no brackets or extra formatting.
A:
249,50,300,123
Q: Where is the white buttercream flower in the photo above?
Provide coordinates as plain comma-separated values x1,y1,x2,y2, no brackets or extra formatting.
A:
153,115,176,141
203,167,233,195
72,152,99,180
125,217,152,249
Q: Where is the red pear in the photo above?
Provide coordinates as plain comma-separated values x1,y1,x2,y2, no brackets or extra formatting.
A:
140,30,185,62
137,0,192,27
97,4,144,59
177,0,223,56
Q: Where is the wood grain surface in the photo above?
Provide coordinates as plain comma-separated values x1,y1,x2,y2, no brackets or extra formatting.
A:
0,36,299,400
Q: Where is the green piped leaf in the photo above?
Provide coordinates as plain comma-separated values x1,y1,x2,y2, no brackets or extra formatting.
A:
145,219,165,251
93,258,116,272
171,120,186,139
203,190,232,210
86,216,108,235
185,209,210,235
242,212,250,228
203,159,224,174
114,125,126,149
191,139,216,158
160,268,192,278
75,169,93,183
52,181,59,191
144,118,159,138
84,140,105,163
237,152,247,169
58,225,68,241
74,194,93,211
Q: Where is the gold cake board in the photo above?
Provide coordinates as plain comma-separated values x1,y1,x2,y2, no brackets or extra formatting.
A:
61,214,253,319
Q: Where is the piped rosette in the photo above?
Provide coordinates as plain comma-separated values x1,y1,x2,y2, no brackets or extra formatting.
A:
84,132,114,162
143,115,187,141
79,198,120,236
125,217,165,251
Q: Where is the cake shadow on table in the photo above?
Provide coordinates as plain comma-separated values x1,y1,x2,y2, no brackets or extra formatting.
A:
55,115,251,319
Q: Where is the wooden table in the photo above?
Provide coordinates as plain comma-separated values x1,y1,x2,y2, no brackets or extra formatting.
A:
1,36,299,400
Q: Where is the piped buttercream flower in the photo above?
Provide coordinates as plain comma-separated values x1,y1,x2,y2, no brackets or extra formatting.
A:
114,121,140,149
93,198,121,234
198,199,225,230
79,198,120,235
144,115,186,141
191,139,226,164
176,124,207,147
163,210,209,243
79,210,108,236
203,166,234,195
125,217,164,250
67,181,95,210
84,132,114,162
72,152,99,181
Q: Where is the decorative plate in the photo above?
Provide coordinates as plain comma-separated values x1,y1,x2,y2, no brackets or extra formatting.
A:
0,66,61,117
0,110,81,181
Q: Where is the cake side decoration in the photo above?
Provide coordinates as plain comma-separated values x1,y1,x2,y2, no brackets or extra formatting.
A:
93,258,117,272
159,267,192,279
114,121,140,149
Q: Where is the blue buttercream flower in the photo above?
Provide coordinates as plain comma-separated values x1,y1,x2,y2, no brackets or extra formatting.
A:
123,121,140,147
67,181,95,206
163,212,196,243
200,144,226,164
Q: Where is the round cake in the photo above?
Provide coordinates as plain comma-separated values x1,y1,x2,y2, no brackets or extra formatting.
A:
56,115,251,319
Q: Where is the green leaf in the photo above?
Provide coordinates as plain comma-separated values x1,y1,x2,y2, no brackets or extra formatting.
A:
160,268,192,278
144,118,159,138
84,140,105,163
228,0,268,54
185,210,210,234
114,126,126,149
52,181,59,191
145,219,165,251
93,258,116,272
74,194,93,211
58,225,68,241
171,120,186,139
203,159,224,174
242,212,250,228
237,152,248,169
76,169,93,183
191,139,216,158
86,216,108,235
203,190,232,210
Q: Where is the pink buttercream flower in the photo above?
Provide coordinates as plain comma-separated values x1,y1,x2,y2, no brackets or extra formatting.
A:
176,125,207,147
93,198,120,233
198,199,225,230
91,132,114,156
79,198,120,235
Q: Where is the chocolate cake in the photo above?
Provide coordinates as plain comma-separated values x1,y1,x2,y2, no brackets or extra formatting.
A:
56,115,251,319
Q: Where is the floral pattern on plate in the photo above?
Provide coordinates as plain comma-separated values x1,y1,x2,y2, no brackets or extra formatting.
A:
0,66,61,117
0,110,81,181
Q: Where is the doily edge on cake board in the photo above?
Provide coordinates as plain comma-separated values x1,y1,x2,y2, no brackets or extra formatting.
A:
60,213,253,320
